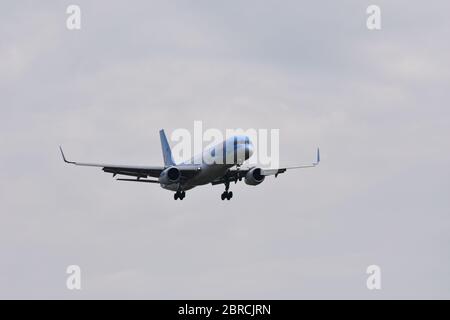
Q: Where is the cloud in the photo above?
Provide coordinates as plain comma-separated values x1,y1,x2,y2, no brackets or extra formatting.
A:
1,0,450,299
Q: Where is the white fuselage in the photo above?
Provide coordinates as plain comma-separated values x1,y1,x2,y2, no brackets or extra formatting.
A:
160,135,253,191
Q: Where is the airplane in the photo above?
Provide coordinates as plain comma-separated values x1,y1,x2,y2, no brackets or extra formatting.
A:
60,130,320,200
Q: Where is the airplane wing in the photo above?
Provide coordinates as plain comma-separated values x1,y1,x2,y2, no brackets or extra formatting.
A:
59,147,200,180
212,148,320,185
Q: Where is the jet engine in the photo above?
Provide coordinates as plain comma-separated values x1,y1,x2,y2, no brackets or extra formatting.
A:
159,167,181,184
244,167,265,185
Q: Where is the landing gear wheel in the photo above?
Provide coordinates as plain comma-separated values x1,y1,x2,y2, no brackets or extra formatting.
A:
221,191,233,200
174,191,185,200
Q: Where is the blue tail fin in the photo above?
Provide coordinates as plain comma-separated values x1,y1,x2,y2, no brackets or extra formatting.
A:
159,129,175,166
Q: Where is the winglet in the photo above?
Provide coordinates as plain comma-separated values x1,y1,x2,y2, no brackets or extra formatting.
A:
59,146,75,164
314,148,320,166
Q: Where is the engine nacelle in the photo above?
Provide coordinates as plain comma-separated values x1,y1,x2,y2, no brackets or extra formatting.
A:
159,167,181,185
244,167,265,186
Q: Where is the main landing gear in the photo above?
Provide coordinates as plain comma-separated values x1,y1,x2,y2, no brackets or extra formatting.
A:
221,191,233,200
221,181,233,200
174,191,186,200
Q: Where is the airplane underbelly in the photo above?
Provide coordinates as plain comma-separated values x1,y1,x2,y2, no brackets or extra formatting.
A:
188,165,231,186
161,165,232,191
161,183,195,191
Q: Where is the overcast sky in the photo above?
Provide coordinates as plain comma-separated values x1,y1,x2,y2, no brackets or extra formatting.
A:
1,1,450,299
